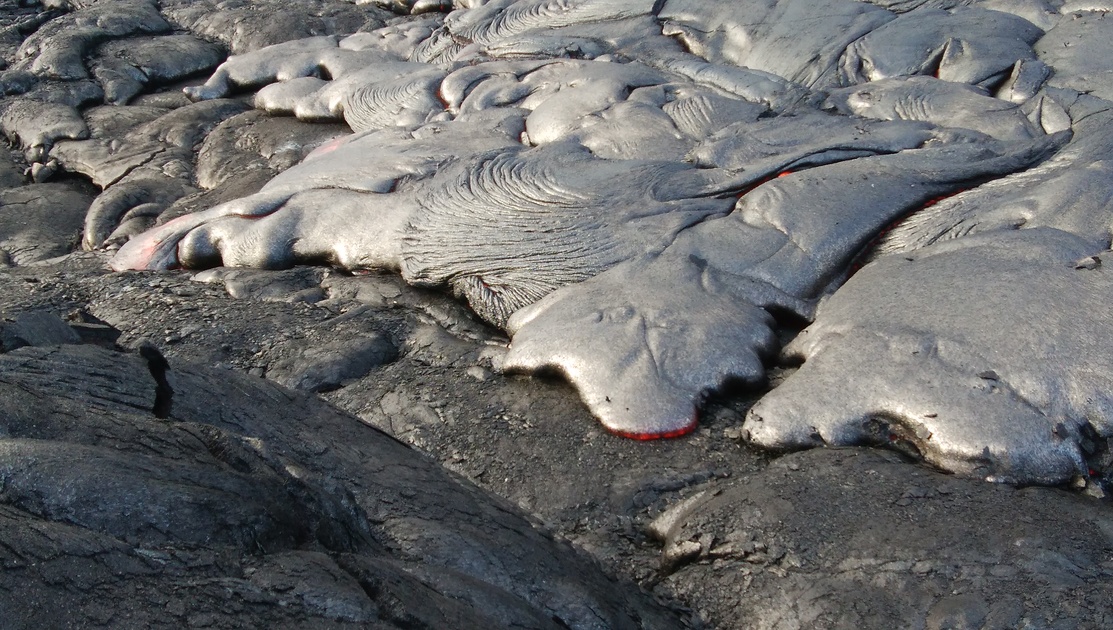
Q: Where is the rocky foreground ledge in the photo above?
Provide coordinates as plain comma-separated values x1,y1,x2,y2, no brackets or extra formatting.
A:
0,337,678,629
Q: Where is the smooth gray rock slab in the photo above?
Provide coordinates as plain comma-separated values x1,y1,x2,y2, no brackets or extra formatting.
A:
0,149,25,190
0,342,682,629
192,266,329,303
90,33,224,104
660,0,896,89
13,0,171,80
689,111,939,172
82,103,168,139
650,447,1113,629
1036,9,1113,102
0,182,92,265
840,6,1043,87
267,333,399,392
828,76,1041,142
194,111,352,190
0,310,82,350
0,96,89,159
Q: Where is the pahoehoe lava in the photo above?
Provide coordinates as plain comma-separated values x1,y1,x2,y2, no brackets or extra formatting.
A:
89,0,1113,485
4,1,1113,628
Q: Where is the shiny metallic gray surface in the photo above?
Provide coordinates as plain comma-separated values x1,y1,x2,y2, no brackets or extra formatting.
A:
104,0,1113,482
